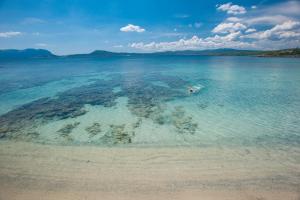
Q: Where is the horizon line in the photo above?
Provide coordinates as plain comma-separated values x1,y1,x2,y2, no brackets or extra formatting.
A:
1,47,300,57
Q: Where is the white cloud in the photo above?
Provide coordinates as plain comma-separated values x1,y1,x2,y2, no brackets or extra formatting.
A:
0,31,22,38
206,31,242,42
243,20,300,39
246,15,292,25
245,28,256,33
271,20,300,32
130,1,300,52
261,1,300,16
130,32,254,52
212,22,247,33
217,2,246,15
277,31,300,39
226,17,242,22
251,5,257,9
120,24,145,33
222,2,299,27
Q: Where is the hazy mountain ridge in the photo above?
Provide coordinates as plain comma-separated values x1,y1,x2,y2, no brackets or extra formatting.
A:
0,48,299,59
0,49,56,59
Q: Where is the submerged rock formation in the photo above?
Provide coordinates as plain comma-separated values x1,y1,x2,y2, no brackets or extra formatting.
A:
0,73,198,144
100,124,133,145
0,79,119,139
85,123,102,138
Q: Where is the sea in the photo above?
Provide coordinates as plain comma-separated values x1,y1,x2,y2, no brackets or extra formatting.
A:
0,55,300,148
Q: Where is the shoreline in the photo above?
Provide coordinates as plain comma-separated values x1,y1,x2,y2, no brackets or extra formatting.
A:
0,140,299,200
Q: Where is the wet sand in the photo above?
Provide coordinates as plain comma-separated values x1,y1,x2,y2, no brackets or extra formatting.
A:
0,141,299,200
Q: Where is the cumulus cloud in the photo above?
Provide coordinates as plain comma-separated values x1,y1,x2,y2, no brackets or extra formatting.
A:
226,17,242,22
261,0,300,16
243,20,300,39
212,22,247,33
130,32,254,52
130,1,300,52
120,24,145,33
271,20,300,32
242,1,300,26
217,2,246,15
0,31,22,38
277,31,300,39
245,15,292,25
245,28,256,33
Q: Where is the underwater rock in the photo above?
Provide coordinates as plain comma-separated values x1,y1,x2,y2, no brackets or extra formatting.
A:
153,114,169,125
173,116,198,135
57,122,80,137
85,123,101,137
132,118,142,129
171,106,198,134
7,130,40,141
0,126,9,137
22,131,40,141
58,124,78,142
100,124,133,145
0,79,119,138
0,73,195,144
120,73,190,120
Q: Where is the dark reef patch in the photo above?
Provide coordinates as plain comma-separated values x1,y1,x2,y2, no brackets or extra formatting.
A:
99,124,133,145
171,106,198,134
85,122,102,138
0,73,196,143
0,79,120,139
120,74,189,119
58,122,80,141
58,122,80,134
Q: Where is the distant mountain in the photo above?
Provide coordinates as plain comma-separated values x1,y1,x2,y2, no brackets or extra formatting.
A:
0,49,56,59
66,49,262,57
66,50,134,58
0,48,299,59
68,48,299,57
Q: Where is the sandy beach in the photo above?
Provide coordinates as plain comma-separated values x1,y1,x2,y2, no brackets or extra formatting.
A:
0,141,299,200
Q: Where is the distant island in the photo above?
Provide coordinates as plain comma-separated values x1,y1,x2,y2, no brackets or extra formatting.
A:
0,48,299,59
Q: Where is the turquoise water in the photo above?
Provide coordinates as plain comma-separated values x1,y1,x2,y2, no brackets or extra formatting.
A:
0,56,300,147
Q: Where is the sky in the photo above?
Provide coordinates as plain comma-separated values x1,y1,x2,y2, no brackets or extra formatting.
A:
0,0,300,55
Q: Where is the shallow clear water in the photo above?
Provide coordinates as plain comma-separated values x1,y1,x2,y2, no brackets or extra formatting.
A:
0,56,300,148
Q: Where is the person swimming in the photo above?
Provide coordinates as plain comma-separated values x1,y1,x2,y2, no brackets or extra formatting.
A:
188,85,204,94
188,86,194,93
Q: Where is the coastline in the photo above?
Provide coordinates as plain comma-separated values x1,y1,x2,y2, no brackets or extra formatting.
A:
0,140,299,200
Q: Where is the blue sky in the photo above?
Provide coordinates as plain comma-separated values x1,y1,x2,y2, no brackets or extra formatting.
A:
0,0,299,54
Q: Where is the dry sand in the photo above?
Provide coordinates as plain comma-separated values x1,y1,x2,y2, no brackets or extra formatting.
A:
0,141,299,200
